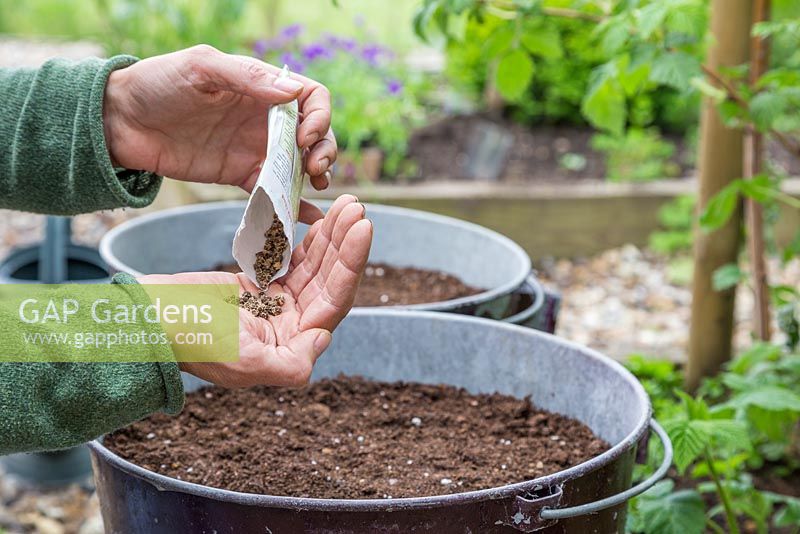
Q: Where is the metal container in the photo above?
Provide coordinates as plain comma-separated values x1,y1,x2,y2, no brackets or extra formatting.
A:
89,311,670,533
99,201,540,318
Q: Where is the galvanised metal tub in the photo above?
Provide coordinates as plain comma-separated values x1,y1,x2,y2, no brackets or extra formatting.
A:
89,311,670,533
99,201,547,324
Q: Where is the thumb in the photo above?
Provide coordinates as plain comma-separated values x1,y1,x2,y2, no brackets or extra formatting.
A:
286,328,332,365
192,46,305,103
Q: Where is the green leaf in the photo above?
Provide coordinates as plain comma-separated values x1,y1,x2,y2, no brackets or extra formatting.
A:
649,51,701,91
727,386,800,412
699,182,740,231
636,3,669,39
664,419,710,473
581,69,626,135
712,263,744,291
738,174,775,203
728,342,782,374
520,22,563,59
749,90,788,130
494,49,534,101
413,1,440,42
485,25,515,56
774,497,800,527
636,483,706,534
695,419,750,450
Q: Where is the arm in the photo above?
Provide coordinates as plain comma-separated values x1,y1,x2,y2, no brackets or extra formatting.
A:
0,56,163,215
0,274,183,454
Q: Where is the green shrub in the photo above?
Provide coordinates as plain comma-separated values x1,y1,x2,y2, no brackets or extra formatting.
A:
438,9,701,133
591,128,679,182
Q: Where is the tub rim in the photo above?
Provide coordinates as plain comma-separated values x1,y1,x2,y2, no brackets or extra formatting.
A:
98,200,532,312
89,310,651,513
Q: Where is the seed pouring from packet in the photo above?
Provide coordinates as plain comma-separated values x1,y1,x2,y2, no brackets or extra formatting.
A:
232,66,304,291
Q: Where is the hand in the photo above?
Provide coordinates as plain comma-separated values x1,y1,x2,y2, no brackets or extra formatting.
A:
138,195,370,388
103,44,337,196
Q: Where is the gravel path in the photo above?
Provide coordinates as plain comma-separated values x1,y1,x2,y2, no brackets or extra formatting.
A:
539,244,800,362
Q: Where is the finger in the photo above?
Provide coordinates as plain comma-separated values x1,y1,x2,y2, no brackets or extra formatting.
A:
299,218,372,331
290,219,322,269
299,199,324,225
191,46,305,103
306,129,338,177
284,195,357,295
297,83,331,149
310,171,330,191
311,202,366,291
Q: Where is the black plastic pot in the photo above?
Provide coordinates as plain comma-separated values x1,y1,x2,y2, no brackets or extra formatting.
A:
90,311,670,533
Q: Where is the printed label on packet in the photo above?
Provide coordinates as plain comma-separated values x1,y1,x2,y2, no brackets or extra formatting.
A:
232,66,304,287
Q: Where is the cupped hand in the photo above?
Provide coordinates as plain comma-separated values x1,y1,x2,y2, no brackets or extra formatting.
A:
139,195,370,388
103,44,337,194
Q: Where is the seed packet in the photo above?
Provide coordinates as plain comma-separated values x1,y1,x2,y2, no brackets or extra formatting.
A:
232,66,303,288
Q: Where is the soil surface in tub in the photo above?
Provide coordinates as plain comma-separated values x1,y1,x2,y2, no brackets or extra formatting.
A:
105,376,608,499
212,262,482,306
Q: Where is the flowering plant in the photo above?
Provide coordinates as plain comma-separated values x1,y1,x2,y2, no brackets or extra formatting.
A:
253,24,427,179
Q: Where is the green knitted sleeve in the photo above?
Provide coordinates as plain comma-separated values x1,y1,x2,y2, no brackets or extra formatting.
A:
0,273,184,454
0,55,163,214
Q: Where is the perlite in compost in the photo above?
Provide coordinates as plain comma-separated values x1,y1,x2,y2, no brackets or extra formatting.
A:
105,376,609,499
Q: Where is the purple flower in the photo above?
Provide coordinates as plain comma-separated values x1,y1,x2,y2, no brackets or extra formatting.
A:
339,38,357,53
279,52,305,74
360,44,384,66
302,42,333,61
279,23,304,40
322,33,357,53
252,39,269,56
386,78,403,96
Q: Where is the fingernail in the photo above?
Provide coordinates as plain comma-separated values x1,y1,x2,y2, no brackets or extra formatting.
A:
274,77,304,93
314,330,332,355
305,131,320,146
318,157,330,172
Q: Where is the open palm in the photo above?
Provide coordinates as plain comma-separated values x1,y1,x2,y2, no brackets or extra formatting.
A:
140,195,370,388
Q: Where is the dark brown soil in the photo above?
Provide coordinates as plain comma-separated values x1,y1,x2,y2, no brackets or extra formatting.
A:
213,262,482,307
354,262,481,306
406,114,799,183
105,376,608,499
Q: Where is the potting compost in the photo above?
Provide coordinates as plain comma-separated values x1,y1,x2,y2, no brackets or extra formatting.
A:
105,376,608,499
213,261,481,307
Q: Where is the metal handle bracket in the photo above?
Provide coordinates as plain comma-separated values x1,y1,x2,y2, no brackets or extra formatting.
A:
538,419,673,522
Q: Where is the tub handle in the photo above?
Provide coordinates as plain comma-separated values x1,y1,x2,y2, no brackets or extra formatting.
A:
501,273,547,326
537,419,673,523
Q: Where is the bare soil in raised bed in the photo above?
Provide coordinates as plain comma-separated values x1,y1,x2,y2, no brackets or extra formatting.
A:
213,262,482,306
105,376,608,499
406,113,800,183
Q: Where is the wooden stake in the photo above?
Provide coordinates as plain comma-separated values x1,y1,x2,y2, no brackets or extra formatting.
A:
686,0,752,391
745,0,772,342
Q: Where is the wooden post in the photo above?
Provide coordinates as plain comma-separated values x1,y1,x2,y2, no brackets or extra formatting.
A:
745,0,772,342
686,0,752,391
